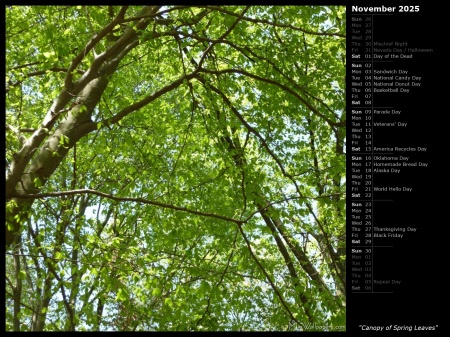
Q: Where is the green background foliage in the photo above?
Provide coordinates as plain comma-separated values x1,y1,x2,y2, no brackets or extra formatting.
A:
5,5,346,331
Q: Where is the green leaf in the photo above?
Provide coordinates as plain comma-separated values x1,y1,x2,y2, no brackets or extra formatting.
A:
43,51,55,59
116,288,128,302
152,287,161,297
18,270,27,280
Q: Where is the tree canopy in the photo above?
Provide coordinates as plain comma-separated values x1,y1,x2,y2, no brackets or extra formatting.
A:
5,5,346,331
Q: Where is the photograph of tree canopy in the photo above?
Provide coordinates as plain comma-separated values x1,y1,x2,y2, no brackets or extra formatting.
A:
5,5,346,331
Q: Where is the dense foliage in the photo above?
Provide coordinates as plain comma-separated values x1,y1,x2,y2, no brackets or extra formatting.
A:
5,5,346,331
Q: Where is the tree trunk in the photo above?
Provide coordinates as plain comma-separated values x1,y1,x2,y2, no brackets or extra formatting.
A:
6,6,160,247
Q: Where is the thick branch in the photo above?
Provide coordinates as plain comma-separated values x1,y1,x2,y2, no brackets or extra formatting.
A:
101,71,200,127
198,67,343,128
197,6,249,69
258,209,314,322
237,224,301,325
65,6,129,90
11,189,246,225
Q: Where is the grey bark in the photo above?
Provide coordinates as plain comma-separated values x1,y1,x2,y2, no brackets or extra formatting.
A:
6,6,160,247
